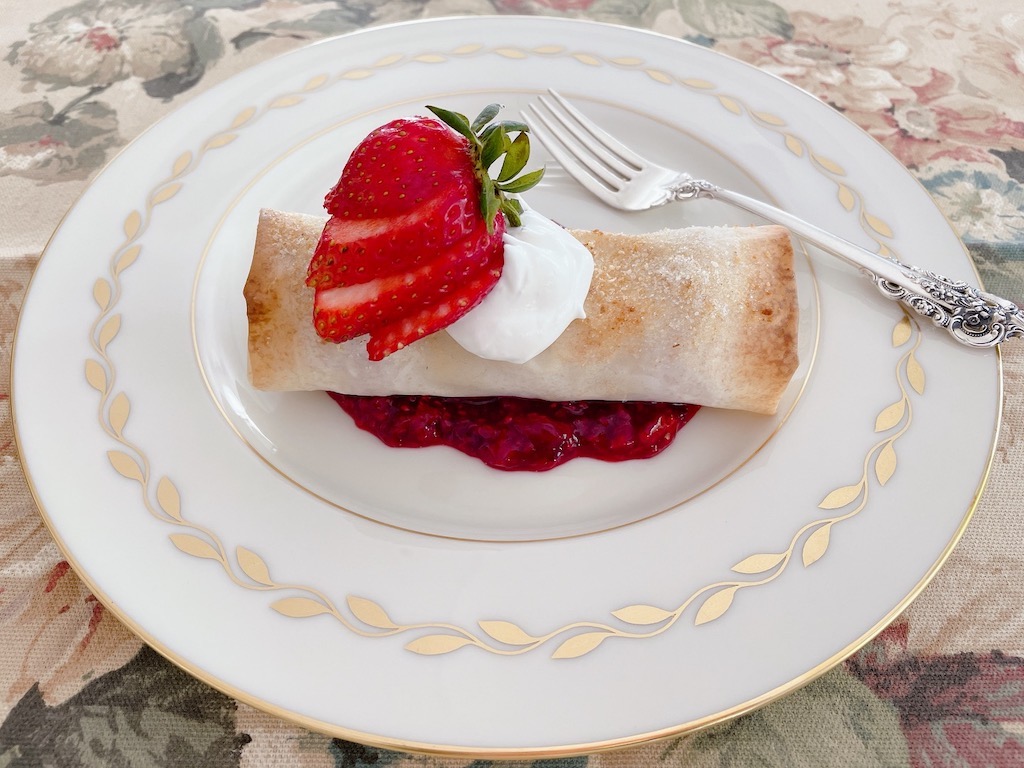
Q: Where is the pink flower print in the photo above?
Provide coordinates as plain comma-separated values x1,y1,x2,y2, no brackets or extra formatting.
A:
850,624,1024,767
852,70,1024,171
7,0,218,97
715,12,931,113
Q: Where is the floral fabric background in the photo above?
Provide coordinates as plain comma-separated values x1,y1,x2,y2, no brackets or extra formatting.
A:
1,0,1023,766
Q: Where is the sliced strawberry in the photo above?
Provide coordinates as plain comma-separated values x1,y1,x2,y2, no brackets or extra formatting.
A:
306,176,479,289
365,249,504,361
312,216,504,345
309,104,546,359
324,118,473,219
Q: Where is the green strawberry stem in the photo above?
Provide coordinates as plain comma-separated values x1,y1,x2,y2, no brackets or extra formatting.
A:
426,103,545,232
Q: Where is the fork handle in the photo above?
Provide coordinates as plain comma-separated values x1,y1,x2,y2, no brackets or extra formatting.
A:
671,178,1024,348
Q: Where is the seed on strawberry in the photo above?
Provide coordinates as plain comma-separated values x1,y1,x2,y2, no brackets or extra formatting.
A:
309,103,544,359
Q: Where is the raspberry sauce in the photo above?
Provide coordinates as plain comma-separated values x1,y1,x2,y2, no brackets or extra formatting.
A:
328,393,698,472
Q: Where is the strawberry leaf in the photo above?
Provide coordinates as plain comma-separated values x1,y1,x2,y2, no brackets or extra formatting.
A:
480,125,509,170
497,119,529,133
479,174,500,233
478,123,501,144
498,167,545,194
498,132,530,181
500,198,523,227
426,105,475,143
471,103,502,132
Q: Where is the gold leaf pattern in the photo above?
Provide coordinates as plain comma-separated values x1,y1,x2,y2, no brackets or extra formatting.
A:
230,108,256,129
171,151,192,176
271,597,331,618
531,45,562,54
875,442,897,486
123,211,142,240
237,547,273,586
865,213,894,238
205,133,237,149
98,314,121,353
269,96,302,109
108,450,144,483
109,392,130,436
115,245,141,275
303,74,328,91
875,399,906,432
552,631,609,659
753,110,785,126
731,552,786,574
495,48,526,59
342,69,373,80
812,153,846,175
646,69,672,83
151,183,182,205
453,44,483,55
573,53,601,66
682,78,715,89
908,352,925,394
413,54,447,63
85,360,106,392
347,596,397,629
478,620,538,645
610,56,643,65
718,95,742,114
612,605,674,625
819,482,863,509
893,315,912,346
695,586,738,626
156,476,182,522
93,279,111,310
784,134,804,157
838,185,855,212
406,635,473,655
374,53,404,66
170,533,222,562
802,524,831,567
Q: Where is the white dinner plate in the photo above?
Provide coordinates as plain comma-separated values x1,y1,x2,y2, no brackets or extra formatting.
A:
13,16,1000,757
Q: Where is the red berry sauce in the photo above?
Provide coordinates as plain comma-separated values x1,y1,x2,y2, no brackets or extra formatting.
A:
328,393,699,472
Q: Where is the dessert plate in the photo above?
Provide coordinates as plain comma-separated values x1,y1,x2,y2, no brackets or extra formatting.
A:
13,16,1000,757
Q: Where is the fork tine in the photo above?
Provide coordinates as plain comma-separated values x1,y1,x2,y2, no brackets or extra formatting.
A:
524,106,624,206
531,95,639,183
545,90,646,171
526,103,629,191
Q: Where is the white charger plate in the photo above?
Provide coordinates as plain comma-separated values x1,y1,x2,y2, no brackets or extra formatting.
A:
12,16,1000,757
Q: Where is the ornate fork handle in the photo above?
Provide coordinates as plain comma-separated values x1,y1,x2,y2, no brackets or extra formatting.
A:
667,177,1023,348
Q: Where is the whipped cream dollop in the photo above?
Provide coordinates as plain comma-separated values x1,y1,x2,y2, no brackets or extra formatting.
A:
446,207,594,364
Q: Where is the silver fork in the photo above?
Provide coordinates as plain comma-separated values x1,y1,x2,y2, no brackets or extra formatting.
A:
524,89,1023,349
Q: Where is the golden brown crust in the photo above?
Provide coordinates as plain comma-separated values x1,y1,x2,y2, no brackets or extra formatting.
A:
244,209,800,414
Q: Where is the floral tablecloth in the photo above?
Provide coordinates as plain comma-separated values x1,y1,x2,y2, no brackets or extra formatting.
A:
2,1,1023,766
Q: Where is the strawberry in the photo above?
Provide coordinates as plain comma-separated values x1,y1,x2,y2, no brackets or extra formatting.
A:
312,214,505,349
308,103,544,359
323,118,473,219
365,240,504,360
306,176,479,289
